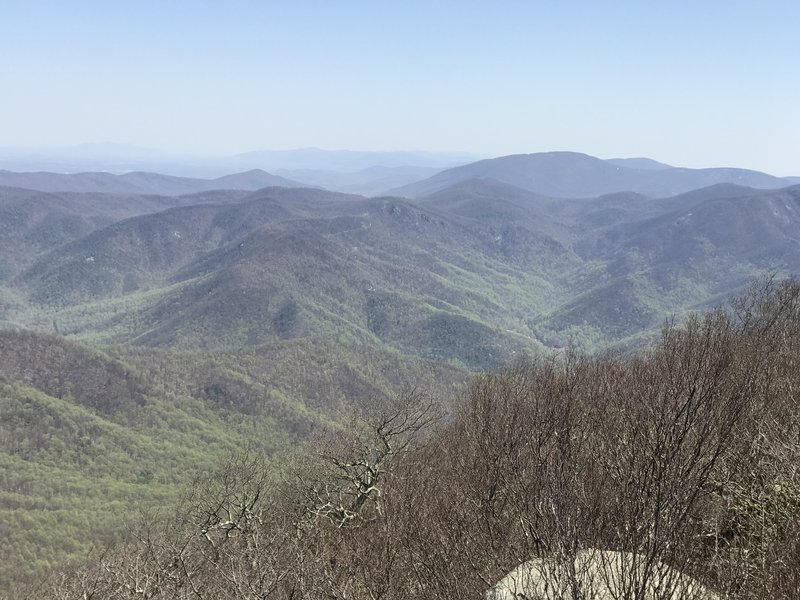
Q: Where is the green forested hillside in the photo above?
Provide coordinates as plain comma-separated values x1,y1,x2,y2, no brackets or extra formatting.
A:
0,330,467,593
9,182,798,364
0,186,254,280
12,189,566,368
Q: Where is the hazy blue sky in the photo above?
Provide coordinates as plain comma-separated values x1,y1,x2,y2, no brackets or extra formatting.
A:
2,1,799,174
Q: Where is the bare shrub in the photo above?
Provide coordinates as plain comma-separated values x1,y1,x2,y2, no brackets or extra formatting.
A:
37,278,800,600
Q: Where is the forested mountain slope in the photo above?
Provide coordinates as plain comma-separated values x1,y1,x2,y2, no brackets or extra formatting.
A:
4,182,800,360
0,329,466,593
30,279,800,600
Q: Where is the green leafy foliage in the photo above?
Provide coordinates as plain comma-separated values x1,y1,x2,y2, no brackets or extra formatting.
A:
0,330,467,593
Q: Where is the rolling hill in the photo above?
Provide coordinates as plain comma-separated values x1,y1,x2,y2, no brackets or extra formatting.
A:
416,178,800,346
0,169,303,196
0,328,467,593
14,187,567,368
4,180,799,361
0,145,477,179
390,151,795,198
274,165,443,196
0,186,255,281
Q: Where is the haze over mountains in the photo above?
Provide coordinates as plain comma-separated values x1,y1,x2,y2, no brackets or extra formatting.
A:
2,147,800,592
391,151,798,198
0,144,476,180
3,148,796,198
0,168,303,196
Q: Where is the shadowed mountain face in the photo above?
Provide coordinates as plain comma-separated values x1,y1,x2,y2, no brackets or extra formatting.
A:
0,186,254,280
4,180,800,362
14,187,564,369
0,169,303,195
390,152,794,199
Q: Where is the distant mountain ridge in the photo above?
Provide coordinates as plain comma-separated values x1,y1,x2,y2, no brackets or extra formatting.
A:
228,147,478,171
0,145,478,178
274,165,443,196
0,168,304,195
605,157,674,170
2,147,795,196
390,151,796,198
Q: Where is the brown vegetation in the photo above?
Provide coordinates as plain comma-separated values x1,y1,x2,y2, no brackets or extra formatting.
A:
32,278,800,599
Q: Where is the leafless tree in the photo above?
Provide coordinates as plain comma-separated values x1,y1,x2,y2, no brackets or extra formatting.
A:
36,278,800,600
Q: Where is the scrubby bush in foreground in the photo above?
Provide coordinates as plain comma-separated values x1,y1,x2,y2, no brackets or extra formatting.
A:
34,279,800,599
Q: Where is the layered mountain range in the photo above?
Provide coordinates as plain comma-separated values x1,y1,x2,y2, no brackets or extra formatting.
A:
0,168,303,196
390,151,798,198
1,150,799,592
3,153,799,362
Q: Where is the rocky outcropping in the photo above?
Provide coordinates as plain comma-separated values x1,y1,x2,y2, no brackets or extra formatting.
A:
486,549,720,600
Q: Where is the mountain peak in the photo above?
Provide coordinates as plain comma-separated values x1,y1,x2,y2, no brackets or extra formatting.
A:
390,152,793,199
